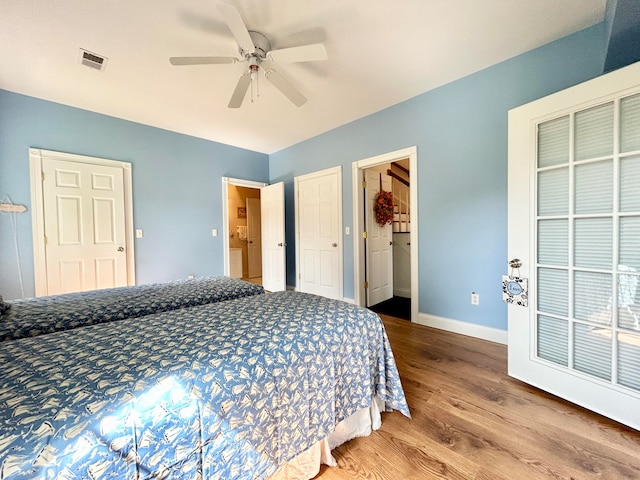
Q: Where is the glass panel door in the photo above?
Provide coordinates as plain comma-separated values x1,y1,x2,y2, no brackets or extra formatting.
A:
535,95,640,395
508,63,640,431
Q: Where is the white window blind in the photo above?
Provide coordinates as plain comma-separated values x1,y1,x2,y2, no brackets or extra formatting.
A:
537,315,568,366
538,169,568,216
621,94,640,153
535,94,640,393
574,160,612,214
620,155,640,212
575,102,614,161
538,115,569,167
537,219,568,265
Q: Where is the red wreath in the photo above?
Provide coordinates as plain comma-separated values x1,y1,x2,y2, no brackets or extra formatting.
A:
374,190,394,226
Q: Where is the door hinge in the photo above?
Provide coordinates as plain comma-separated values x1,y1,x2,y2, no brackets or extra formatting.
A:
364,281,369,289
362,180,367,188
41,172,45,182
44,235,47,245
362,231,368,239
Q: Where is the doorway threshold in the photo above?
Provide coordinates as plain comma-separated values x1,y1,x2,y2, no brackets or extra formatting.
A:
369,296,411,320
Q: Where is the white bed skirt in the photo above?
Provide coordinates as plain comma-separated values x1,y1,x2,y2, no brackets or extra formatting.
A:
268,396,385,480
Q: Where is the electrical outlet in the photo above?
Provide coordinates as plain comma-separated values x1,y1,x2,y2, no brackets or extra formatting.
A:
471,292,480,305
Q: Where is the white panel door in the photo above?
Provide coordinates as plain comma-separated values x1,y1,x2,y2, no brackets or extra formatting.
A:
296,168,341,300
246,197,262,278
261,182,286,291
43,158,127,295
508,61,640,430
365,169,393,306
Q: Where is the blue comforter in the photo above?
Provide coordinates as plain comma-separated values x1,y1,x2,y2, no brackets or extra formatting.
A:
0,276,264,342
0,291,409,480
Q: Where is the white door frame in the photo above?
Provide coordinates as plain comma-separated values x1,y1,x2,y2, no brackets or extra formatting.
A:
294,166,343,299
221,177,267,277
353,146,419,321
29,148,135,297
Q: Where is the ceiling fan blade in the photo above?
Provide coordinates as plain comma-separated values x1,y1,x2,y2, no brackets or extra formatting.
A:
267,43,327,63
169,56,237,66
264,68,306,107
228,72,251,108
217,4,255,55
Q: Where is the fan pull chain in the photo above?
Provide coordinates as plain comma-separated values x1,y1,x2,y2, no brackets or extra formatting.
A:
251,74,259,103
249,64,260,104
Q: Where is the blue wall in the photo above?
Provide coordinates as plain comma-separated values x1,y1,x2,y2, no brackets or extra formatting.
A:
0,92,269,299
0,23,610,333
270,23,607,331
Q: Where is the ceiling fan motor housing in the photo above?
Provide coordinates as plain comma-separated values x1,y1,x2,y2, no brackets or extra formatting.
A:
169,4,323,108
242,31,271,59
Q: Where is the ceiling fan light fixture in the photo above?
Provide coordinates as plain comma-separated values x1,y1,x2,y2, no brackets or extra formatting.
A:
169,4,326,108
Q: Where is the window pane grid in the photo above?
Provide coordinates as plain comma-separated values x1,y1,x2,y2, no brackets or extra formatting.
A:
535,98,640,393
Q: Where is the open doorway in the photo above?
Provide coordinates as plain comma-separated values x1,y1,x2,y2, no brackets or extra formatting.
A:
352,147,418,322
362,160,411,319
221,177,267,287
227,184,262,285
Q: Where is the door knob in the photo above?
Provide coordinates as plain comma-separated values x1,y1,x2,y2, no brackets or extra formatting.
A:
389,241,393,245
332,243,338,247
117,247,124,252
278,242,283,247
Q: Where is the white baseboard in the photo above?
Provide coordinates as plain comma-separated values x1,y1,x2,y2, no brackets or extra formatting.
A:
416,313,507,345
393,288,411,298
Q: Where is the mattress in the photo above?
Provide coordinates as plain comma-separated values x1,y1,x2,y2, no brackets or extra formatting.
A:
0,291,409,479
0,276,264,341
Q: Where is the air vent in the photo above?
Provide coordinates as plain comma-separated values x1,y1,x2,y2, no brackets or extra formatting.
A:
78,48,108,72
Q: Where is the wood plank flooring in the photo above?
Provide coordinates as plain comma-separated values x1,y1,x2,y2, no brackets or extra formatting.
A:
316,315,640,479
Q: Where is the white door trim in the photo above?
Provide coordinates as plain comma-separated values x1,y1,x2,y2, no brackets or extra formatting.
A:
294,166,343,299
221,177,267,277
29,148,135,297
352,146,419,322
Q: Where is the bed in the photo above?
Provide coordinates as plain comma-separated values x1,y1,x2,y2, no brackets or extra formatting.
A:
0,276,264,342
0,290,409,480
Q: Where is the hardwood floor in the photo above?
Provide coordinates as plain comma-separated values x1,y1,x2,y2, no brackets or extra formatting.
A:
316,315,640,479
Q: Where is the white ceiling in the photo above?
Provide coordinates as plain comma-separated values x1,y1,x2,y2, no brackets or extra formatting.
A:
0,1,605,154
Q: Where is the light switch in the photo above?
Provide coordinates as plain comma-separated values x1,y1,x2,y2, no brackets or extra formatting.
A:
136,229,143,238
212,228,218,237
345,226,350,235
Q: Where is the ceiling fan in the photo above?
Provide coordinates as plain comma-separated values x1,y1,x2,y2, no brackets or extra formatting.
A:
169,4,327,108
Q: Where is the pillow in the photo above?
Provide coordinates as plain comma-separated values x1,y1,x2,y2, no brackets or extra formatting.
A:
0,296,10,315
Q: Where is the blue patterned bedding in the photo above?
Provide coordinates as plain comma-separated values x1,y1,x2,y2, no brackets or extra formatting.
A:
0,276,264,342
0,291,409,480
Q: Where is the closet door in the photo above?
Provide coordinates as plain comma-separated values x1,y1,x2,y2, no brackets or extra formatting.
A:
508,62,640,430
